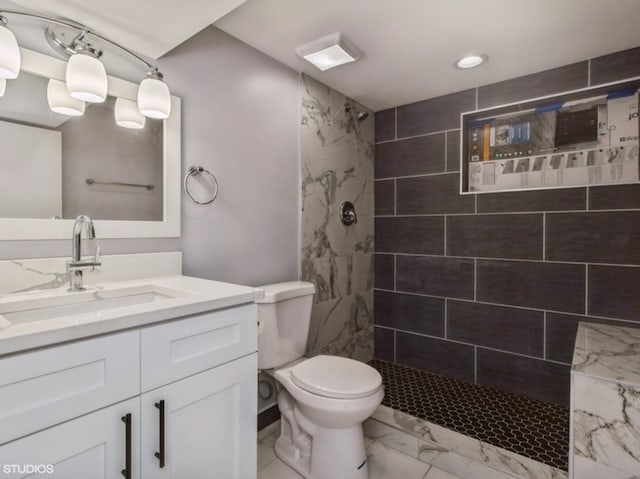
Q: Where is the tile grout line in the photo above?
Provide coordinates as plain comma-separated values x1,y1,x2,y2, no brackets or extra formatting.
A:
375,127,461,145
394,107,397,140
443,216,447,256
543,311,547,360
473,258,477,301
542,212,546,261
444,130,448,173
474,346,478,383
585,264,589,316
444,298,448,339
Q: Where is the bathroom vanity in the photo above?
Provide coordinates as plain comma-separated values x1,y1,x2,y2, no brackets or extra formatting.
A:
0,275,262,479
570,322,640,479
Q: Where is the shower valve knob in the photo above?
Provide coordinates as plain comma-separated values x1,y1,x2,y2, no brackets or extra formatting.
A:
340,201,357,226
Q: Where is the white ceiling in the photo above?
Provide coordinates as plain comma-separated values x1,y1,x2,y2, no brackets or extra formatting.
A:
6,0,247,59
2,1,640,112
215,0,640,111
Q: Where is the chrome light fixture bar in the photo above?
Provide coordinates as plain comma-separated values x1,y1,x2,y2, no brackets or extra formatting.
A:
0,9,172,124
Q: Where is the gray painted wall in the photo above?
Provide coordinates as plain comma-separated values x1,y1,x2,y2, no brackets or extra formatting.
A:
0,27,300,289
159,27,300,286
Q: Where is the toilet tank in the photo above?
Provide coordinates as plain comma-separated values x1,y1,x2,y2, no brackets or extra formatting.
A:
256,281,315,369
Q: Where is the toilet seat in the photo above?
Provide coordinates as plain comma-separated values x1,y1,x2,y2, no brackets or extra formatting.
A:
290,355,382,399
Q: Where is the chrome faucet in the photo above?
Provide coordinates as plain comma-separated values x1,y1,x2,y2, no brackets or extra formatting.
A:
67,215,101,292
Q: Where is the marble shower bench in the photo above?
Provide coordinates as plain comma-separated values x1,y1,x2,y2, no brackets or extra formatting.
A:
571,323,640,478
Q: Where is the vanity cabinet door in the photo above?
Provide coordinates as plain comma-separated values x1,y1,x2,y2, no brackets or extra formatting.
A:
140,304,257,392
140,353,256,479
0,330,140,445
0,398,140,479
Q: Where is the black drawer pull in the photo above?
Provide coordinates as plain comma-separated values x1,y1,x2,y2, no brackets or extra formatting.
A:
121,413,132,479
154,400,165,468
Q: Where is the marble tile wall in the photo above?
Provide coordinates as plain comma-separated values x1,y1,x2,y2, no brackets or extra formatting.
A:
300,74,375,362
571,323,640,478
374,46,640,406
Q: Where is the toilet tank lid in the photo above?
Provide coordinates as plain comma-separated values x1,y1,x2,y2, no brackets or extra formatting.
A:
255,281,316,303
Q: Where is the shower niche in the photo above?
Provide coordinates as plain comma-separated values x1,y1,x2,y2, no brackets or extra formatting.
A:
460,78,640,194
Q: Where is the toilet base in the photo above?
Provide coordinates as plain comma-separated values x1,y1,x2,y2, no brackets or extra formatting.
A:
275,403,370,479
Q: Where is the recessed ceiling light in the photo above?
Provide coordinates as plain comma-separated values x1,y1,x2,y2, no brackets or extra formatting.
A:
455,54,488,69
296,33,361,71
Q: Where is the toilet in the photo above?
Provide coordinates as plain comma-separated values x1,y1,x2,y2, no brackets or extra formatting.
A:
256,281,384,479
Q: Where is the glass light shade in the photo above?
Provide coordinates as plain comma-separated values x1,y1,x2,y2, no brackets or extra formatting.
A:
115,97,146,129
66,53,108,103
0,78,5,97
47,79,85,116
137,77,171,119
0,23,20,79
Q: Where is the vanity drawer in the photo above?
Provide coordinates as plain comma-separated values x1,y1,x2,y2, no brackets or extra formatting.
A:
141,303,257,392
0,330,140,445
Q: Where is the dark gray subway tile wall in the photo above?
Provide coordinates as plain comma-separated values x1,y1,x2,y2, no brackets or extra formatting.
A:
476,260,586,314
447,301,544,357
396,89,476,138
374,180,395,215
476,349,571,405
375,291,445,337
375,134,445,178
396,174,475,214
447,214,543,260
476,62,588,110
376,216,444,254
373,45,640,407
590,47,640,86
396,332,475,383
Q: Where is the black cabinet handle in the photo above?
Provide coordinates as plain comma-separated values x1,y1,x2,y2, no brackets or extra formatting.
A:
121,413,132,479
154,400,165,468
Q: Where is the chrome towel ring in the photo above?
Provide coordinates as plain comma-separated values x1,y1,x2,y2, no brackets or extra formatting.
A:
183,166,219,205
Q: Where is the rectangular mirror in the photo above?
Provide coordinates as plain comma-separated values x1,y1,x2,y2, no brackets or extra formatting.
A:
0,48,180,239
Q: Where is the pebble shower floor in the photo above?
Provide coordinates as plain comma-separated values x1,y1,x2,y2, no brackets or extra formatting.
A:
370,359,570,471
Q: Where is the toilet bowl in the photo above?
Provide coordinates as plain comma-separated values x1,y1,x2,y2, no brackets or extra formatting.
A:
257,281,384,479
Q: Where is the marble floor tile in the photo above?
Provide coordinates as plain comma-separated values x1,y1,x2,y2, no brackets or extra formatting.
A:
424,467,463,479
258,457,303,479
431,452,519,479
366,441,431,479
257,441,276,471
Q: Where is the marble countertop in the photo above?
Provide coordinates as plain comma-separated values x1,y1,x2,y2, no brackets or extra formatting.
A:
0,275,264,356
572,322,640,385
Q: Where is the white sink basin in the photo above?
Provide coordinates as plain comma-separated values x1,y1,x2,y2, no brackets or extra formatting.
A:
0,284,187,327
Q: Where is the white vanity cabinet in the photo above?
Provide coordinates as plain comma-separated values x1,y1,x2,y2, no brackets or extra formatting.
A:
0,302,257,479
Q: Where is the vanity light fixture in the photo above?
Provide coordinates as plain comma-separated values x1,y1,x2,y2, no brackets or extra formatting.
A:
0,9,172,121
114,97,145,129
0,16,20,79
295,32,361,71
47,78,85,116
65,49,108,103
137,69,171,119
454,54,488,69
